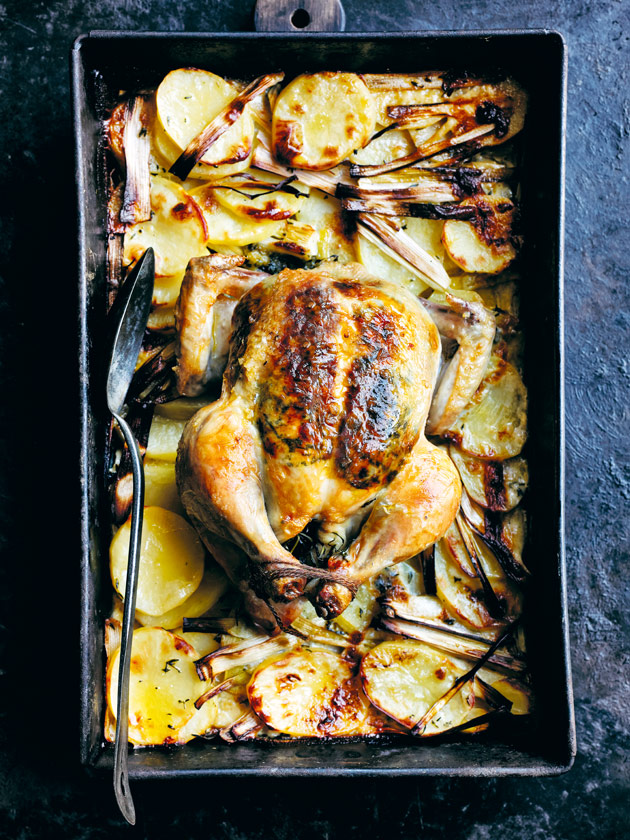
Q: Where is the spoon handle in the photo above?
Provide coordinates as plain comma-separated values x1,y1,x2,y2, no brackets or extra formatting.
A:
112,411,145,826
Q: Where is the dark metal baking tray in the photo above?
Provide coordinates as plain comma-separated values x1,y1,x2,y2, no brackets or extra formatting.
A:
74,29,573,777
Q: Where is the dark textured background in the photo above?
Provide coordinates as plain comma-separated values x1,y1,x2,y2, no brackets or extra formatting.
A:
0,1,628,837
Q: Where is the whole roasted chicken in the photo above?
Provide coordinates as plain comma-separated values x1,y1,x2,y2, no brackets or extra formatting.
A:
176,255,494,623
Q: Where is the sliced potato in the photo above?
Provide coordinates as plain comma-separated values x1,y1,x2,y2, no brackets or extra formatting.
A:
449,446,528,512
443,196,518,274
106,627,203,745
155,396,214,421
110,506,205,615
434,538,496,630
181,677,251,740
213,182,306,221
443,355,527,460
152,117,253,181
156,69,254,170
489,677,533,715
272,72,376,170
153,271,185,307
146,415,188,462
123,175,208,276
357,228,427,297
294,190,356,262
360,640,476,732
442,521,476,578
188,184,284,246
333,582,378,635
147,305,176,331
144,459,184,514
136,563,229,629
350,128,415,165
248,648,372,737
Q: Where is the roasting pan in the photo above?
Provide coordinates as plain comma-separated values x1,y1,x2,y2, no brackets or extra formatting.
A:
74,23,573,777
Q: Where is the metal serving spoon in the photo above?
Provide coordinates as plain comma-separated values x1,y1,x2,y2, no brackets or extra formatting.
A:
106,247,155,825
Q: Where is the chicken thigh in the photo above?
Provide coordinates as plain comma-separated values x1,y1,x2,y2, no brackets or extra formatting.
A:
176,258,462,619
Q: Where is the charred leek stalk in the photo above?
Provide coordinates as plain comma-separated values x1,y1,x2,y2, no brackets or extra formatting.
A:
120,95,151,224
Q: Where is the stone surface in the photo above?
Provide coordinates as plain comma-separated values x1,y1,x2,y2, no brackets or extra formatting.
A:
0,0,628,837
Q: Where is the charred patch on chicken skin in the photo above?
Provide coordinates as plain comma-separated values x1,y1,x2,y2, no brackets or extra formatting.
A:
257,281,340,462
224,284,266,389
335,305,417,489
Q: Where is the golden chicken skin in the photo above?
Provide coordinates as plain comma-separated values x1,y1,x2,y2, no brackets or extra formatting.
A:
176,258,462,619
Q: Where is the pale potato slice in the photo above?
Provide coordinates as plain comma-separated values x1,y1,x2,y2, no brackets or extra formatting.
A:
156,69,255,169
272,72,376,170
155,396,214,421
110,506,205,615
489,677,533,715
147,305,176,331
106,627,203,745
181,678,251,741
136,563,229,629
213,182,306,221
349,128,415,165
123,175,208,276
360,640,476,732
443,196,518,274
144,459,184,514
146,415,188,462
248,648,372,736
333,582,378,635
153,271,185,307
357,231,428,296
188,184,284,246
449,445,528,512
152,117,253,181
443,355,527,460
357,216,449,296
294,190,356,262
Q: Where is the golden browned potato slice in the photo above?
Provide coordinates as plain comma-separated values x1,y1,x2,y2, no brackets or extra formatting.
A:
247,648,372,737
435,523,523,629
272,72,376,170
443,354,527,460
156,69,254,172
434,538,497,631
213,181,306,221
449,445,528,512
106,627,203,745
443,196,518,274
123,175,208,276
110,506,205,615
360,640,476,732
188,184,284,245
135,563,229,629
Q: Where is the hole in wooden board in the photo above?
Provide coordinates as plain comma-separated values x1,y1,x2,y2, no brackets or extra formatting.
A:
291,8,311,28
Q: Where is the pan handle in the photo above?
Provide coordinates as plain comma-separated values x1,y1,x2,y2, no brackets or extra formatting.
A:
254,0,345,31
